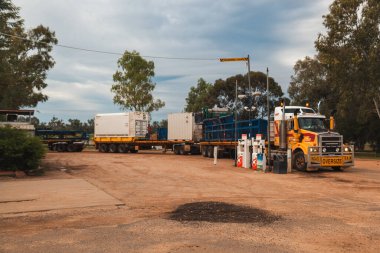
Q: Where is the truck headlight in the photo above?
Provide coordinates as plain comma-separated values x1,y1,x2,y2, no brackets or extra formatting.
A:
310,147,319,153
336,147,340,152
344,147,351,152
322,148,327,153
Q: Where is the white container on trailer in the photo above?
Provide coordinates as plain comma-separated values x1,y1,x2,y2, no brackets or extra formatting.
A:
168,112,201,141
94,112,149,138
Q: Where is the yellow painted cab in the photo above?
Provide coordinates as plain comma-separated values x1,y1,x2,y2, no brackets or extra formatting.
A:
273,106,354,171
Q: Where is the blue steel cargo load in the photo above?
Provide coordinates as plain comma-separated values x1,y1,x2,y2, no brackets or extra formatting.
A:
93,110,265,158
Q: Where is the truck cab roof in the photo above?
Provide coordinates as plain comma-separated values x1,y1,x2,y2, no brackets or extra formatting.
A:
274,106,325,121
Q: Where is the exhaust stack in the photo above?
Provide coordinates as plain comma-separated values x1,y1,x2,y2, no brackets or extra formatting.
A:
279,102,287,150
330,109,337,131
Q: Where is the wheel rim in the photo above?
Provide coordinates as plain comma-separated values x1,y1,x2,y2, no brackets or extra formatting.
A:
109,144,117,153
294,153,306,170
118,145,126,153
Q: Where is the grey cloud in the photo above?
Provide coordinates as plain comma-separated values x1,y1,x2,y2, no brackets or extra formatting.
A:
14,0,331,123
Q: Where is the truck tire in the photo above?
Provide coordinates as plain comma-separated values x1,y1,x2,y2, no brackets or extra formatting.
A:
67,144,76,152
118,144,128,153
99,143,109,153
179,146,187,155
57,144,66,152
230,149,236,160
202,147,208,157
174,146,180,155
207,146,214,158
293,151,307,171
109,143,118,153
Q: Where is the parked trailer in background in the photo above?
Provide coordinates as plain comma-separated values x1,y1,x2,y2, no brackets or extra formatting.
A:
35,130,89,152
168,112,202,155
94,112,150,153
93,112,196,153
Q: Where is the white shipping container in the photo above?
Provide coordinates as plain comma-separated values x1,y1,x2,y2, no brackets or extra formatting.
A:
94,112,149,138
168,112,196,141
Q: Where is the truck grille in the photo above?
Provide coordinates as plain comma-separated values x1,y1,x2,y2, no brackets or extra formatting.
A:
319,134,343,155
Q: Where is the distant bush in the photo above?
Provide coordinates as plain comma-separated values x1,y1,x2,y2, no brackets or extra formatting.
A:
0,127,45,172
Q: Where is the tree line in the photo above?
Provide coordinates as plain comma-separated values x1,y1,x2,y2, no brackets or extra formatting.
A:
33,117,95,133
1,0,379,150
288,0,380,150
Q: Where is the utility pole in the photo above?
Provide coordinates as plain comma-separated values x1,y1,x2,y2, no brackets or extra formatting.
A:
219,56,251,163
266,68,271,171
235,80,238,166
247,54,252,137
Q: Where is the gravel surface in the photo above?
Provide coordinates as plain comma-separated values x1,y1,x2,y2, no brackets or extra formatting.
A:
0,150,379,253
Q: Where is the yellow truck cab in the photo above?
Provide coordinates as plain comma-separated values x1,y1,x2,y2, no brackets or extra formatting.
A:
273,106,354,171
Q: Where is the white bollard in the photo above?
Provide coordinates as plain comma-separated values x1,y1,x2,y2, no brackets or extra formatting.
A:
213,146,218,165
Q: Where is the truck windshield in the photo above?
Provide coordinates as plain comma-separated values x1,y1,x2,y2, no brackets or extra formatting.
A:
298,118,326,132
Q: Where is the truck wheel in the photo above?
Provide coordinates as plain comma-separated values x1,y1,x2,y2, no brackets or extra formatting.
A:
99,143,109,153
202,147,208,157
179,146,187,155
57,144,66,152
118,144,127,153
230,149,236,160
293,151,306,171
207,146,214,158
109,144,118,153
67,144,76,152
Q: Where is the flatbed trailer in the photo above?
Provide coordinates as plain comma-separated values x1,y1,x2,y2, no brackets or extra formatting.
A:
94,137,199,154
36,130,89,152
199,141,238,158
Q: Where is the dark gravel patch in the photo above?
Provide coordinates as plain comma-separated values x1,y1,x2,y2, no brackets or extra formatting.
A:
168,201,281,224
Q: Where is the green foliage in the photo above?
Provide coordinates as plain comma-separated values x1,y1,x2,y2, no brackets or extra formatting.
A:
35,117,94,133
289,0,380,148
111,50,165,113
288,56,332,111
0,0,58,109
0,127,45,171
185,78,214,112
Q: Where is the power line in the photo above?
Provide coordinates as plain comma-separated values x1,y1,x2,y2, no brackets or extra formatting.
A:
0,31,217,61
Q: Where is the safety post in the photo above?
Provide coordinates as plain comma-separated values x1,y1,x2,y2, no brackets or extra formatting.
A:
213,146,218,165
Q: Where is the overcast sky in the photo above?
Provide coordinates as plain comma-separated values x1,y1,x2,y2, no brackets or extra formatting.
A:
13,0,331,123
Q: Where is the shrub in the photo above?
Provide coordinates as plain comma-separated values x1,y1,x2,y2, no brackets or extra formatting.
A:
0,127,45,171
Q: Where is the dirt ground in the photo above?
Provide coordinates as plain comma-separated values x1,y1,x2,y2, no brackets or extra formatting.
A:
1,150,380,253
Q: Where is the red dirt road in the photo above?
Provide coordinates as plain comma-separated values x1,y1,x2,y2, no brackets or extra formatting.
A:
1,151,379,252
